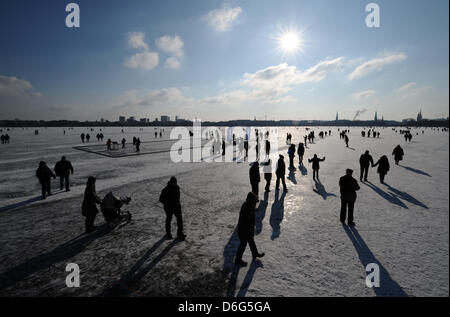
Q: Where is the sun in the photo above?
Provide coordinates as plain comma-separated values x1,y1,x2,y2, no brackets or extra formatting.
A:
280,32,301,52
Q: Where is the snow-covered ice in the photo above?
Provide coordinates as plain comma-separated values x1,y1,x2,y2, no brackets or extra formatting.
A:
0,126,448,296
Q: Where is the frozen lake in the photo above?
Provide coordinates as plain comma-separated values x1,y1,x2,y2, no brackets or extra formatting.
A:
0,126,448,296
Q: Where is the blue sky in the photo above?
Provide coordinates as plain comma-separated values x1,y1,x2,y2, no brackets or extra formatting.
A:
0,0,448,121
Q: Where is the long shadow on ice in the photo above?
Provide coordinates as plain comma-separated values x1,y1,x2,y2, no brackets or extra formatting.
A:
399,165,432,177
0,196,42,212
299,164,308,176
223,227,240,296
100,237,178,296
343,225,408,297
287,167,297,184
255,192,269,236
269,190,286,240
313,179,337,200
236,260,264,297
0,224,112,291
363,182,408,209
385,184,429,209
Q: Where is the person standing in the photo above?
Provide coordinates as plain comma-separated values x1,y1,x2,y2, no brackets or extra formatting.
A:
359,150,374,182
121,138,126,149
82,176,102,233
297,143,305,166
288,144,296,168
373,155,390,184
249,162,261,196
339,169,360,226
159,177,186,240
36,161,56,199
235,192,265,267
54,156,74,191
344,134,349,147
392,145,404,165
265,139,271,157
275,155,287,192
263,159,272,192
136,138,141,152
308,154,326,181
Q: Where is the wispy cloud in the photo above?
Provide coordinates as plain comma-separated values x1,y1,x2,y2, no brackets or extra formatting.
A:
203,3,242,32
397,82,416,92
0,75,41,97
348,52,407,80
126,31,148,50
352,89,376,100
124,51,159,71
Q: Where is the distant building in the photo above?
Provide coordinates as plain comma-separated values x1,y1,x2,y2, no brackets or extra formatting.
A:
161,115,170,122
140,118,148,123
417,110,423,122
128,116,136,122
336,112,339,121
119,116,126,123
374,111,378,121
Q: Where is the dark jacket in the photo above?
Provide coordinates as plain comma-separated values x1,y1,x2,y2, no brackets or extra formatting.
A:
276,158,286,177
392,146,404,161
288,145,295,158
249,164,261,184
308,157,325,170
374,156,390,174
339,174,360,201
82,185,101,216
297,144,305,156
359,153,374,167
54,160,74,176
237,201,256,239
159,184,181,212
36,166,56,182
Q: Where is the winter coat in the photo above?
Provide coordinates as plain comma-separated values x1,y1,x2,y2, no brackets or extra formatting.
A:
288,145,295,158
249,164,261,184
308,157,325,170
276,159,286,177
392,146,404,161
54,160,74,176
297,145,305,156
159,184,181,212
82,185,101,216
237,201,255,240
339,174,360,202
374,157,390,175
359,154,374,167
36,166,56,182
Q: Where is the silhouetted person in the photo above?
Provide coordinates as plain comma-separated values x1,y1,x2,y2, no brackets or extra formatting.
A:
235,192,265,267
373,155,390,184
86,134,90,142
136,138,141,152
121,138,126,148
392,145,404,165
263,159,272,192
155,131,158,138
344,134,349,147
80,133,85,143
288,144,295,168
106,138,112,151
159,177,186,240
249,162,260,196
222,140,226,156
265,139,270,156
339,169,360,226
54,156,74,191
82,176,101,233
308,154,325,180
359,150,374,182
36,161,56,199
275,155,287,191
297,143,305,165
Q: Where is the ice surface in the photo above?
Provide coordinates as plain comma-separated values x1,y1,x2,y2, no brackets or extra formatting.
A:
0,126,448,296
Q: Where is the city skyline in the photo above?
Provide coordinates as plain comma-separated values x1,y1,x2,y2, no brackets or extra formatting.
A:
0,0,448,122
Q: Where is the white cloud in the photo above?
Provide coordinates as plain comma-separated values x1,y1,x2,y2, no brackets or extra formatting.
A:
156,35,184,58
126,31,148,50
397,82,416,92
124,51,159,71
165,57,181,70
348,52,407,80
203,3,242,32
352,89,376,100
0,75,34,96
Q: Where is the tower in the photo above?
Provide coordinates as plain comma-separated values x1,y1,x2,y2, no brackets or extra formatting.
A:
336,112,339,121
417,110,423,122
374,111,378,121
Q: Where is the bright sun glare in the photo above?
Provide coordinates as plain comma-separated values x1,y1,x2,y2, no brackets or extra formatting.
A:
280,32,300,52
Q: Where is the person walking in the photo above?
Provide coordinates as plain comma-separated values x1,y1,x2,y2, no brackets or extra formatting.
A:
339,169,360,226
249,162,261,197
265,139,271,157
36,161,56,199
234,192,265,267
373,155,390,184
275,155,287,192
263,159,272,192
82,176,102,233
344,134,349,147
54,156,74,191
359,150,374,182
159,177,186,240
392,145,404,165
308,154,326,181
297,143,305,166
136,138,141,152
288,144,296,168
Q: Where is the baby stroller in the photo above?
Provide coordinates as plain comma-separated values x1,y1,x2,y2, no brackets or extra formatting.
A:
100,192,132,228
